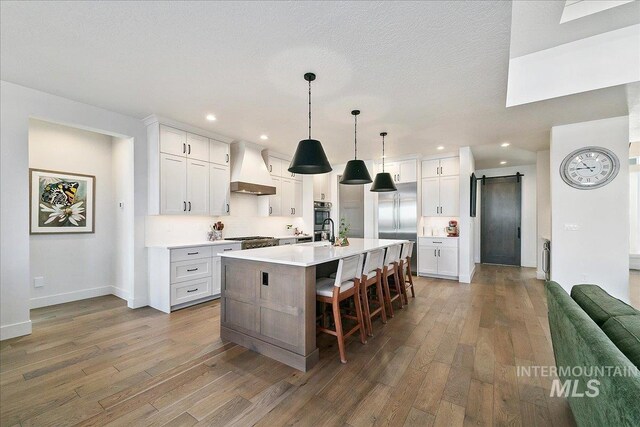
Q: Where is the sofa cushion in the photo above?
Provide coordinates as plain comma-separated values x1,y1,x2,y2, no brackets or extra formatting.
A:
570,284,639,326
601,315,640,368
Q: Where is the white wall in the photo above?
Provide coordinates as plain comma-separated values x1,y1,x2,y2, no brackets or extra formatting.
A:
459,147,476,283
474,164,537,268
550,116,630,300
113,136,135,300
29,120,121,307
537,150,551,279
0,81,148,340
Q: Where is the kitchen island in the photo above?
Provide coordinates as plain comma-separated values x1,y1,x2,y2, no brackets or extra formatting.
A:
218,238,407,371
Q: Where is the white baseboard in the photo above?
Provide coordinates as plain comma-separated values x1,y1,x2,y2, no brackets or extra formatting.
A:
459,264,476,284
128,297,148,309
630,254,640,270
111,286,130,301
30,286,113,309
0,320,32,340
537,270,546,280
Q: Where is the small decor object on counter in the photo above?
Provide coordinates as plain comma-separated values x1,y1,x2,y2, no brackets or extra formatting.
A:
30,169,95,234
335,217,350,246
446,220,459,237
208,221,224,241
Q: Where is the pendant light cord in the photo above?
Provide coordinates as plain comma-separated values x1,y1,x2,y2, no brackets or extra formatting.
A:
354,114,358,160
382,133,385,172
308,79,312,140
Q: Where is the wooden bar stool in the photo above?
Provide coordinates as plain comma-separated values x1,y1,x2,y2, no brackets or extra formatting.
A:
316,254,367,363
359,248,387,336
381,244,404,318
399,241,415,301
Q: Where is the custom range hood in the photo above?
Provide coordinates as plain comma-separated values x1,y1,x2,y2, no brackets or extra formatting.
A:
229,141,276,195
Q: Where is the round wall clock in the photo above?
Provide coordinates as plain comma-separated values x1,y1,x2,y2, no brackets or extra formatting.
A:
560,146,619,190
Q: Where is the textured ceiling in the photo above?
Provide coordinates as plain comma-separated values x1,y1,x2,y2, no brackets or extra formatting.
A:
0,1,630,164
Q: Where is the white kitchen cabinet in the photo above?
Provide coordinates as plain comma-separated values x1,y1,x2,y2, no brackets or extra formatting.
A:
439,157,459,176
268,176,282,216
210,164,230,216
293,180,303,216
267,156,282,177
439,175,459,216
210,139,230,166
186,133,210,162
281,178,294,216
186,160,210,215
160,125,187,157
279,237,297,246
160,154,188,215
313,173,331,201
421,159,459,217
418,237,458,279
148,242,241,313
384,160,417,183
421,157,459,178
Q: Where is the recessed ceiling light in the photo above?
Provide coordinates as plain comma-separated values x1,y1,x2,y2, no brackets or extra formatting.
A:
437,146,444,150
501,142,510,147
500,161,507,165
260,134,268,140
206,114,216,121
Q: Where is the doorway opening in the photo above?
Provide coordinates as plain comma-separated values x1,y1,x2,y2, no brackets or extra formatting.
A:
480,175,522,266
337,175,364,238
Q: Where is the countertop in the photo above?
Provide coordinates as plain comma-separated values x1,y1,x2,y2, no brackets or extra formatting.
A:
146,240,241,249
219,238,408,267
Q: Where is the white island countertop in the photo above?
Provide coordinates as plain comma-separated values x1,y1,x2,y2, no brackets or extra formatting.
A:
219,238,407,267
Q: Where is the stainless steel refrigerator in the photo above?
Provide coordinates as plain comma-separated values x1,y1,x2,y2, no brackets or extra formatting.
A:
378,182,418,273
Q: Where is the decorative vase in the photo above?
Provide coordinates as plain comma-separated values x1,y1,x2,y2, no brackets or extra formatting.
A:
334,237,349,247
208,230,223,241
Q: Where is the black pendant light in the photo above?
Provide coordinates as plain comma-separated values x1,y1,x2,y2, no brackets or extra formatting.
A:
340,110,372,185
288,73,332,174
370,132,397,192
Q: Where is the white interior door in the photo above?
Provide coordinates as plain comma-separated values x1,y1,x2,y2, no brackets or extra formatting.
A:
160,154,187,214
421,177,440,217
210,164,230,216
187,159,209,215
439,175,459,216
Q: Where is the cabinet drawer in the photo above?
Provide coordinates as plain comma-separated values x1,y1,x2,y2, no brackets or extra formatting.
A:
418,238,458,248
212,243,242,255
171,258,212,283
171,277,212,306
171,246,213,262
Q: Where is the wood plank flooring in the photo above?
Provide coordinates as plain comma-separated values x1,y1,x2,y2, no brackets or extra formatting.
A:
0,265,575,426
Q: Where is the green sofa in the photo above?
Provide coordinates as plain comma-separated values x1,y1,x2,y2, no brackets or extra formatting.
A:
545,281,640,427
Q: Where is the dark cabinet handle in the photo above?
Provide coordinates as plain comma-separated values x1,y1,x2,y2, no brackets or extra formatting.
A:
186,268,198,272
186,288,198,293
434,249,437,257
269,165,272,172
517,227,521,239
183,201,187,211
183,143,186,154
223,248,233,251
188,144,191,155
269,206,272,215
226,203,230,213
187,252,199,255
188,201,191,211
438,249,441,257
226,153,229,163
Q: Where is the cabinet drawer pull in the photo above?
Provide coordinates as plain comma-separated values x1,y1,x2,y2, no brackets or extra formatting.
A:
432,241,442,244
187,252,199,255
186,288,199,293
186,268,199,272
223,248,233,251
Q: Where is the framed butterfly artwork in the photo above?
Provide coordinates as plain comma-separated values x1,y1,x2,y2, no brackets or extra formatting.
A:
29,169,95,234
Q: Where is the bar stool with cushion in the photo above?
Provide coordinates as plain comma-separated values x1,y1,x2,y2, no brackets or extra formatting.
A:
316,254,367,363
381,244,404,317
399,241,415,301
359,248,387,336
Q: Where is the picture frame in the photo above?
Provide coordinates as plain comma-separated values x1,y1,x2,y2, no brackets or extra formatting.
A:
29,168,95,234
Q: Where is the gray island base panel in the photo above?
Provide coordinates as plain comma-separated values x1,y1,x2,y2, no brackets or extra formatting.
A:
219,238,407,371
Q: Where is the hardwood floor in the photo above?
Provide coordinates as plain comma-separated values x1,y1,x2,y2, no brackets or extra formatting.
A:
0,265,575,426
